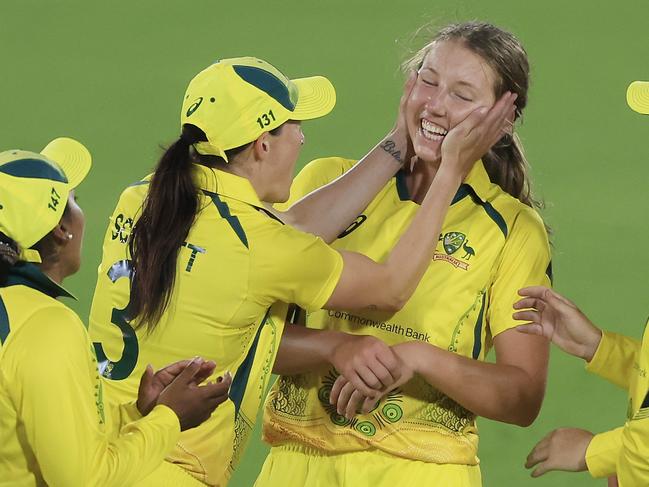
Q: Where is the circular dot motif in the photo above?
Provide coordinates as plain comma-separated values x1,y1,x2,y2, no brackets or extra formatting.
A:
382,403,403,423
355,421,376,437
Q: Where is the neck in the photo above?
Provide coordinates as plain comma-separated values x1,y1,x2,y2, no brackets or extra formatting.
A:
404,158,441,204
217,156,269,201
38,261,65,285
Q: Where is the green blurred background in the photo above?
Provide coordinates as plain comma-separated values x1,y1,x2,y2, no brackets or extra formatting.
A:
2,0,648,485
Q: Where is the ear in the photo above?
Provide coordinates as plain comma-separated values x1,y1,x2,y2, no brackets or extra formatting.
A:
50,222,72,246
252,132,271,162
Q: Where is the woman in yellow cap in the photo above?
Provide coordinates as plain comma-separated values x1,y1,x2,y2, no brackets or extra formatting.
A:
517,79,649,487
258,22,552,487
0,139,231,486
88,56,514,486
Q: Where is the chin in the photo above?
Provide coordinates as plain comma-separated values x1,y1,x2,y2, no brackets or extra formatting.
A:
413,148,442,165
275,193,290,204
412,138,442,164
267,189,290,204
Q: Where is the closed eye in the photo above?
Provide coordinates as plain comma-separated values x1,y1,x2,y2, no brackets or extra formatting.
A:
455,93,473,102
420,77,438,87
417,70,438,87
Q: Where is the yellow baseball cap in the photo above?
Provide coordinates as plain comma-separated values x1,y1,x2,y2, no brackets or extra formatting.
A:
180,57,336,161
627,81,649,114
0,137,91,262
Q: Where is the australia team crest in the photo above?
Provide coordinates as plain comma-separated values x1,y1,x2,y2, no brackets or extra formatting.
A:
442,232,466,255
435,232,476,270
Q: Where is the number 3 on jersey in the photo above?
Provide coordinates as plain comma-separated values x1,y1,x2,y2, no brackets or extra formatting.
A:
93,260,139,380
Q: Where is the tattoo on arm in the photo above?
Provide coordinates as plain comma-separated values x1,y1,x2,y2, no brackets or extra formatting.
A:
380,139,403,164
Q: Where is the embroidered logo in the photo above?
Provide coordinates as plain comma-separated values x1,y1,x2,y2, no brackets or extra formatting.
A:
435,232,476,271
442,231,466,254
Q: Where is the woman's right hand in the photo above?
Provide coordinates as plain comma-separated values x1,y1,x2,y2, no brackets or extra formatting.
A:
328,334,403,400
514,286,602,361
329,340,418,419
156,358,232,431
440,91,517,178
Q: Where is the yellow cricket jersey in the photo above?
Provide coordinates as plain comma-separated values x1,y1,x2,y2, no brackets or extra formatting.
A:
88,164,343,486
263,157,552,465
0,262,179,487
585,326,649,485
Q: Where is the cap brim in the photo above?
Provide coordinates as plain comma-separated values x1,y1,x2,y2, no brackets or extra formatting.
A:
290,76,336,120
627,81,649,115
40,137,92,188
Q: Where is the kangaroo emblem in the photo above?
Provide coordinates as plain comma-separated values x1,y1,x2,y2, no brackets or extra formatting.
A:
462,240,475,260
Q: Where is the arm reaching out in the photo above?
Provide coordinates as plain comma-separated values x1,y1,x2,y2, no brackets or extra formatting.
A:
325,92,519,312
274,73,416,243
514,286,602,361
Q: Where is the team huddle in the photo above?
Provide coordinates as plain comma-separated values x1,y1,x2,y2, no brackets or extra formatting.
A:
0,20,648,487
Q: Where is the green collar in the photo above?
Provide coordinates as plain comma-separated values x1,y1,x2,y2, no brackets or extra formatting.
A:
3,262,76,299
395,159,493,204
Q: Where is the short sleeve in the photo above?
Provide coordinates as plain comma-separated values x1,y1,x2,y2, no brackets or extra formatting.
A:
250,221,343,312
488,207,552,337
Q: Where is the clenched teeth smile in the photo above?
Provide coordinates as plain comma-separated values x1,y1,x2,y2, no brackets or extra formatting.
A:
421,119,448,141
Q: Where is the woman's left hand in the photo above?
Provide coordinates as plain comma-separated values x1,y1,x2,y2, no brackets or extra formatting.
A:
440,91,517,178
137,358,216,415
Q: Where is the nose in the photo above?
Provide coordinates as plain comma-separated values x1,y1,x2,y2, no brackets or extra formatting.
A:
424,91,448,117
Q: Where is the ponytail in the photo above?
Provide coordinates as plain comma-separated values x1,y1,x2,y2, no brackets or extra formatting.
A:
0,232,19,285
129,121,282,330
482,133,540,210
128,124,207,331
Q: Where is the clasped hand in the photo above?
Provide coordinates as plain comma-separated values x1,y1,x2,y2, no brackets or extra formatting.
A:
329,338,415,419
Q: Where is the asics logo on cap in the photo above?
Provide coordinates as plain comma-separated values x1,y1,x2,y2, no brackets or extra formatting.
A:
186,97,204,117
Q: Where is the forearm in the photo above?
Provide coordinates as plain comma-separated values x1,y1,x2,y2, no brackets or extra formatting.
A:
325,166,462,312
92,405,180,486
381,166,462,306
401,341,543,426
281,132,406,243
104,396,142,438
273,324,345,375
